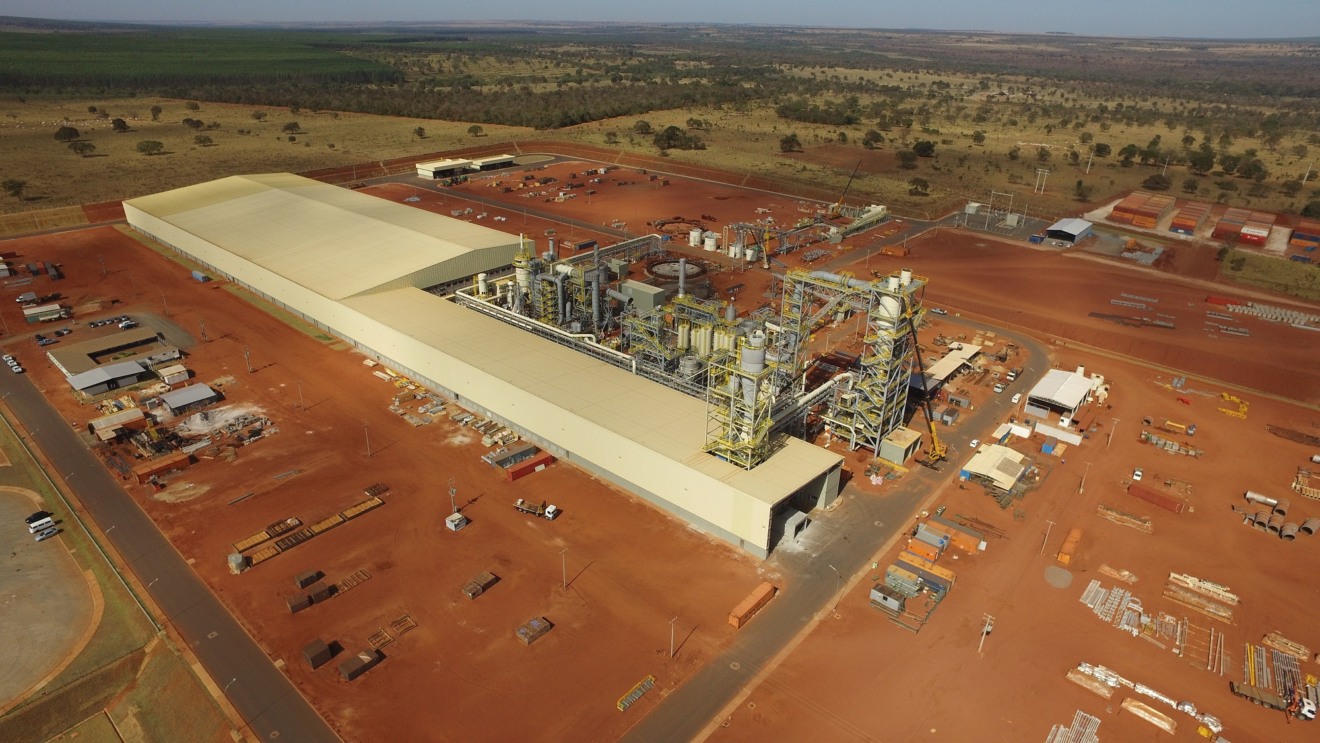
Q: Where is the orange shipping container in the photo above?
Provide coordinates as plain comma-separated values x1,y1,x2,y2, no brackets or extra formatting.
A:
1056,527,1083,565
904,540,940,562
728,581,777,629
893,552,956,584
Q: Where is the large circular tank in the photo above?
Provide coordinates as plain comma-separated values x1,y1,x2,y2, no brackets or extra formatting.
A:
647,259,707,281
705,234,719,252
875,295,902,324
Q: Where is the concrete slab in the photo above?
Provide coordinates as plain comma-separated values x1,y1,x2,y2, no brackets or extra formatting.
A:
0,488,93,707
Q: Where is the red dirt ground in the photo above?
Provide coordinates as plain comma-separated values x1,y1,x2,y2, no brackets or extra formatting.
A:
0,225,771,742
707,339,1320,743
5,151,1319,743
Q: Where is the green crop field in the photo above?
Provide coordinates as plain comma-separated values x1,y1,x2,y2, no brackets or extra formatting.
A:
0,30,401,86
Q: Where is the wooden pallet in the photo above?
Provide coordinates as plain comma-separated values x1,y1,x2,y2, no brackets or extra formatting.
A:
390,615,417,635
363,483,389,497
368,629,393,650
335,569,371,594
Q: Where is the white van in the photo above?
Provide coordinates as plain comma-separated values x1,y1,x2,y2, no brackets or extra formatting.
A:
28,516,55,533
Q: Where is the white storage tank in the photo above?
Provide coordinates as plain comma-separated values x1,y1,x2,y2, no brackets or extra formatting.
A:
689,228,702,247
704,232,719,252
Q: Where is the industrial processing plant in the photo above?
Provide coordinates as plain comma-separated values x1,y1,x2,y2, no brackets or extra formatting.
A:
123,171,930,556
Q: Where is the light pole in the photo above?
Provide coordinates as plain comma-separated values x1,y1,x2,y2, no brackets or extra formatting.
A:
448,478,458,514
106,524,116,535
159,289,169,316
364,423,372,458
199,320,208,343
828,564,841,598
147,577,159,590
1107,418,1119,449
1079,461,1091,495
560,547,568,590
242,347,252,374
223,677,237,694
669,616,679,659
295,379,304,410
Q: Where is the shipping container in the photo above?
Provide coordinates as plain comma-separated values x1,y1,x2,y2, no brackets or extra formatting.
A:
926,516,983,553
338,649,381,681
303,639,333,669
895,553,956,584
462,571,499,599
904,541,941,562
507,450,556,481
894,557,951,594
1128,484,1186,513
1056,528,1083,565
131,450,193,483
728,581,777,628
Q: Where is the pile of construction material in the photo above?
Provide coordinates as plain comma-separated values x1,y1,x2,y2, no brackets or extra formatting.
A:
1163,573,1236,624
1236,491,1320,540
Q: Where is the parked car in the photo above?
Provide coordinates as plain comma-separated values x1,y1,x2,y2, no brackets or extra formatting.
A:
34,526,60,542
993,382,1006,393
1011,393,1022,404
118,320,137,329
1132,467,1144,482
2,354,12,364
929,307,948,316
969,439,981,449
10,365,24,374
54,328,71,336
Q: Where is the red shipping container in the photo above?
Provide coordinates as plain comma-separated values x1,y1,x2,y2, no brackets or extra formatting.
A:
729,581,777,628
506,451,556,481
1128,484,1185,514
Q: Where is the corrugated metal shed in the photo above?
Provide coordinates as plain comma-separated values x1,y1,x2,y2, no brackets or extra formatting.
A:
123,173,524,300
159,383,219,413
66,361,148,392
1026,369,1091,411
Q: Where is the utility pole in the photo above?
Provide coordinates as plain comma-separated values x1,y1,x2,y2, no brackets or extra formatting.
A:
364,424,372,458
1302,161,1314,187
160,289,169,316
978,614,995,654
828,563,841,602
98,255,107,277
669,616,679,659
1079,461,1091,495
1085,147,1095,174
1040,520,1055,555
199,320,208,343
295,379,304,409
1161,154,1172,176
448,478,458,514
1108,418,1119,448
243,347,252,374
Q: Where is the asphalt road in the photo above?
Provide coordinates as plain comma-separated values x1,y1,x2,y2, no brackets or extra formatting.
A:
0,373,337,742
621,323,1050,743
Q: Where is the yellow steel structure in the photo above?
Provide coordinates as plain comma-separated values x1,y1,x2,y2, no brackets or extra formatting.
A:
777,268,926,455
704,331,775,470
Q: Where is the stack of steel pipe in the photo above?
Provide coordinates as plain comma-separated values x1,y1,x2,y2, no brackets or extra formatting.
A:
1272,498,1291,518
1266,514,1285,534
1301,518,1320,536
1280,523,1300,541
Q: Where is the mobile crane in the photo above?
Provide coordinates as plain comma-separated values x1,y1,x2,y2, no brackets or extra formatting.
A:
905,299,947,469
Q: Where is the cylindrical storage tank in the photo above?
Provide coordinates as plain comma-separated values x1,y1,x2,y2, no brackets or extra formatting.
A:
1280,523,1300,541
548,237,556,260
900,268,913,286
727,241,738,258
1245,491,1278,508
1312,454,1320,464
678,323,691,350
1076,365,1086,377
679,356,702,377
477,273,489,296
689,228,702,247
1267,514,1284,533
745,247,756,262
704,234,718,252
876,296,902,325
886,276,899,291
1300,518,1320,535
1273,499,1291,518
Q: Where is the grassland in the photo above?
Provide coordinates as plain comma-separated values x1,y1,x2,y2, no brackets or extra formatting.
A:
1222,248,1320,301
0,30,401,86
0,415,230,743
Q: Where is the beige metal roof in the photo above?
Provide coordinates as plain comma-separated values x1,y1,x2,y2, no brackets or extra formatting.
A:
344,288,841,507
962,444,1027,491
123,174,523,300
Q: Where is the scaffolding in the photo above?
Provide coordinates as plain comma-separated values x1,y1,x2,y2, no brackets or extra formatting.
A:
773,268,924,453
704,331,775,470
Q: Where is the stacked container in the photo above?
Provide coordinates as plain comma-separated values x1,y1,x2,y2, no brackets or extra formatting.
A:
1239,210,1276,247
1288,218,1320,250
1169,201,1210,235
1213,207,1252,241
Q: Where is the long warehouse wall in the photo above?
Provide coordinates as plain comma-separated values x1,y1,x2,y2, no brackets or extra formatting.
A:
123,206,832,556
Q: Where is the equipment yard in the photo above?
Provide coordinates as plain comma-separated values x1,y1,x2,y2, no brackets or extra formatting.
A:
2,147,1318,743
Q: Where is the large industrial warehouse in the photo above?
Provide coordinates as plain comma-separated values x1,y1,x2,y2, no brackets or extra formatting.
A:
124,173,842,556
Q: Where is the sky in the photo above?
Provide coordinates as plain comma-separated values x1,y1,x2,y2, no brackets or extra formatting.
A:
4,0,1320,39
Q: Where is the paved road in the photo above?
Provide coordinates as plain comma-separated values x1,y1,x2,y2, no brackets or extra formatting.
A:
0,374,337,742
621,322,1050,743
